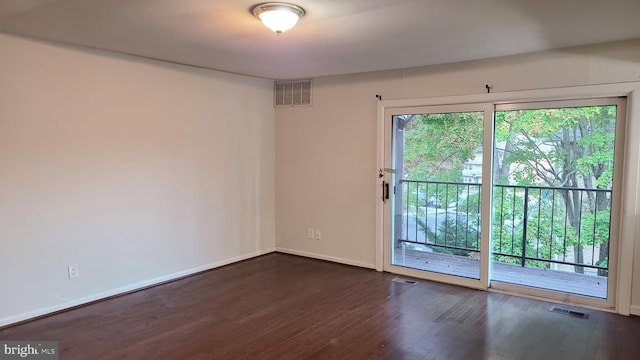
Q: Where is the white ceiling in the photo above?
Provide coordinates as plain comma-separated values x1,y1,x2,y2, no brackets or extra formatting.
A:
1,0,639,79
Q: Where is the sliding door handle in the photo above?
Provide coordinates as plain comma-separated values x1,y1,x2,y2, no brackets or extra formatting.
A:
382,181,390,202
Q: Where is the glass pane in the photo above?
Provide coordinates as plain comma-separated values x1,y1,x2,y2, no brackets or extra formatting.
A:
491,105,616,298
391,111,484,279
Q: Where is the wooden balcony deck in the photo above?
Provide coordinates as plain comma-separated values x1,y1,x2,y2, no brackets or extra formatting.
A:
394,248,607,299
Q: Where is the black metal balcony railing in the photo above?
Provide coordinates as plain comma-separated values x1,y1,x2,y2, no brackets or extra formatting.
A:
397,179,611,273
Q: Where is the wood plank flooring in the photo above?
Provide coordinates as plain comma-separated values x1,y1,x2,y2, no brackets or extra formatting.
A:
2,253,640,359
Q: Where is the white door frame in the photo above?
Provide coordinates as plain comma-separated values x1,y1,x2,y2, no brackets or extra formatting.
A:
375,82,640,315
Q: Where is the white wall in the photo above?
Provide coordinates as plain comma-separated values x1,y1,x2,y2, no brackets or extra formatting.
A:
0,34,275,326
275,40,640,306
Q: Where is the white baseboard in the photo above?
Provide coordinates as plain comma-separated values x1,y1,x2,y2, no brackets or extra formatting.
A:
276,247,376,270
0,248,276,328
630,305,640,316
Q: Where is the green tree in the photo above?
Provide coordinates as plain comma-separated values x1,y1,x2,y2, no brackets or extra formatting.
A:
402,112,483,213
402,105,616,275
403,112,483,181
494,106,616,273
417,214,480,257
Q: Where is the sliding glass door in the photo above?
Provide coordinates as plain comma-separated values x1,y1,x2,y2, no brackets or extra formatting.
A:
384,104,492,288
490,99,624,299
383,97,625,305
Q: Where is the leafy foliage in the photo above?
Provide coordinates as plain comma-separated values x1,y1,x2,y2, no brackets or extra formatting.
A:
417,214,480,257
404,112,483,180
494,106,616,272
401,105,617,273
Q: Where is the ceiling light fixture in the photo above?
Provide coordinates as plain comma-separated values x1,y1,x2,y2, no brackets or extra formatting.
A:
251,2,305,34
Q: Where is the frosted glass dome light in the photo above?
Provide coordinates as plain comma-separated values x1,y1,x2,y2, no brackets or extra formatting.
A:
252,3,305,34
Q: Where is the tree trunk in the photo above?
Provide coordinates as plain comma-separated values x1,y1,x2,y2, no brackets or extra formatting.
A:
573,245,585,274
494,125,515,184
577,115,612,275
597,240,609,276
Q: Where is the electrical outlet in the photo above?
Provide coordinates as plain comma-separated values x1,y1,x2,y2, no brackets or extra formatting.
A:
307,228,315,239
315,230,321,240
68,264,79,279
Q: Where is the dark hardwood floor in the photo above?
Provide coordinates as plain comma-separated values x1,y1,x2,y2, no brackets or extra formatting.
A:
2,253,640,359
